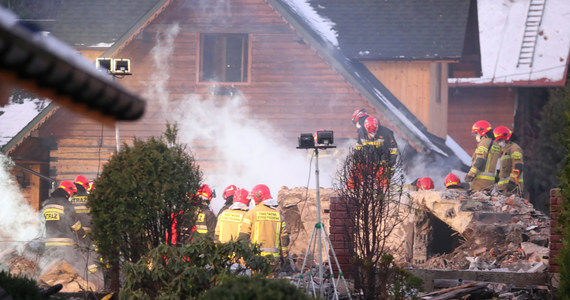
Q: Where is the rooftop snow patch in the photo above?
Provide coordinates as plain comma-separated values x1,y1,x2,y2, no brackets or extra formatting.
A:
281,0,338,47
0,98,50,148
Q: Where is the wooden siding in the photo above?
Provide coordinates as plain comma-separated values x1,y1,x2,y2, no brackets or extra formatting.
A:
363,61,448,138
448,86,515,155
428,63,448,138
33,0,401,186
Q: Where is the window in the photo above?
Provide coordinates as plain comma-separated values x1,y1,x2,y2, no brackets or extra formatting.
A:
199,33,249,83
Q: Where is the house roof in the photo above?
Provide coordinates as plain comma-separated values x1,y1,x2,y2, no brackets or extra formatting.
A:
272,0,472,168
297,0,471,61
450,0,570,87
0,1,169,153
47,0,163,48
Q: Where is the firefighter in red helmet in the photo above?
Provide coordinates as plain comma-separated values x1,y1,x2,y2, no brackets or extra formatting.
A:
356,116,399,164
41,181,99,289
466,120,500,192
494,126,524,196
71,175,91,233
445,173,465,191
215,188,250,243
192,184,217,239
239,184,289,265
416,177,434,191
218,184,238,216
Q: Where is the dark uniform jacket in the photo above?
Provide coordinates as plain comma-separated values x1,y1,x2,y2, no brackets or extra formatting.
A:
70,186,91,232
356,125,399,165
194,202,217,240
42,190,85,247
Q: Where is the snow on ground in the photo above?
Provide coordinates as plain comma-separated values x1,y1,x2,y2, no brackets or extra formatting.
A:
451,0,570,86
0,98,50,148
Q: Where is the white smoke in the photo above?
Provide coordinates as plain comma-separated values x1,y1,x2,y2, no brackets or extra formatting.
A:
0,154,42,253
146,25,344,213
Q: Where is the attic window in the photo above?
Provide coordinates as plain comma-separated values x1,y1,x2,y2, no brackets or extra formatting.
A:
199,33,249,83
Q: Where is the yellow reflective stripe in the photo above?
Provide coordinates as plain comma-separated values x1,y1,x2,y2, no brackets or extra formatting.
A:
261,252,279,257
512,151,523,160
475,146,488,154
501,155,511,160
498,178,510,185
242,218,251,224
88,264,98,273
253,222,259,243
71,221,82,231
46,241,74,246
390,148,398,155
475,174,495,180
44,204,64,210
275,220,281,249
45,238,74,246
74,205,90,214
197,229,208,234
469,167,478,174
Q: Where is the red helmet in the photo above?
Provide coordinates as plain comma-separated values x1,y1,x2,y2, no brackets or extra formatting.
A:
416,177,434,190
445,173,461,188
223,185,237,200
59,180,78,197
196,184,214,202
234,188,250,205
352,108,368,124
364,117,379,134
471,120,492,136
249,184,272,205
74,175,89,190
493,126,512,142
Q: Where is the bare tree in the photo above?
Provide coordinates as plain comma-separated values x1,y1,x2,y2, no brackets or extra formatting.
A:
334,146,411,299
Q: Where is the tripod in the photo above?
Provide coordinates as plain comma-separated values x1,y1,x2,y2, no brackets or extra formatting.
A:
296,147,350,299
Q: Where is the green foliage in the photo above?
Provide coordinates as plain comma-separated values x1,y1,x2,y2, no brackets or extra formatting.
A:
89,124,202,289
119,239,273,299
556,82,570,299
0,270,42,300
526,86,569,211
200,276,313,300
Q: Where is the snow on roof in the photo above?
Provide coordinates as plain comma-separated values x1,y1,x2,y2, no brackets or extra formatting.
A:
445,135,471,166
451,0,570,86
281,0,338,47
0,98,50,148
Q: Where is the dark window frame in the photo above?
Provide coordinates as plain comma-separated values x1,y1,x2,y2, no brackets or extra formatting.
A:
198,33,250,84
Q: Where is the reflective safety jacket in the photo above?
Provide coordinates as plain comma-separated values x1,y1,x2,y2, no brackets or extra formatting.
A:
194,203,217,239
42,195,85,247
215,205,248,243
498,141,524,194
355,126,399,164
238,203,289,258
468,135,500,192
70,190,91,232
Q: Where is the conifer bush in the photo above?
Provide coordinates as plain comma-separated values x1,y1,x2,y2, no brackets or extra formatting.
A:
89,124,202,291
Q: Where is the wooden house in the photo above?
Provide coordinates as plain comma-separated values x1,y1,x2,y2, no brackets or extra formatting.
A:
1,0,480,209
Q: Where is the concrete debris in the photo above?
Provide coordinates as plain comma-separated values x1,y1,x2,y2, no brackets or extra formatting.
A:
410,190,550,274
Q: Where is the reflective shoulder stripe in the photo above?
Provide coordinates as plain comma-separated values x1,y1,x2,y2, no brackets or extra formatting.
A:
71,221,82,231
475,146,489,154
44,204,64,211
45,237,74,246
512,151,523,160
74,205,90,214
501,155,511,160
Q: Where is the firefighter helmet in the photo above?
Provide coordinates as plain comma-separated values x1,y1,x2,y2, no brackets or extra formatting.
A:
59,180,78,197
364,117,379,134
74,175,89,190
445,173,461,188
493,126,512,141
223,185,237,200
196,184,214,202
416,177,434,190
249,184,272,205
351,108,368,124
471,120,492,136
234,188,250,205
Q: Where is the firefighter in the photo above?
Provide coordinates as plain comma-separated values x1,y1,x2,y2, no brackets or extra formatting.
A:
192,184,217,240
71,175,91,233
445,173,465,191
41,181,95,289
415,177,434,191
356,116,399,164
493,126,524,196
238,184,289,264
351,108,369,135
466,120,500,192
218,184,238,216
215,188,250,243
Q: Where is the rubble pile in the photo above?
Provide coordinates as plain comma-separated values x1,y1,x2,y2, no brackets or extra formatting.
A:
413,190,550,273
278,187,335,261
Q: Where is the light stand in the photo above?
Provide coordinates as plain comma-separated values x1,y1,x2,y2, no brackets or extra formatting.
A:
296,131,350,299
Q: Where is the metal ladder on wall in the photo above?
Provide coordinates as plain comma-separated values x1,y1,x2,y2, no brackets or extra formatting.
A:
516,0,546,68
